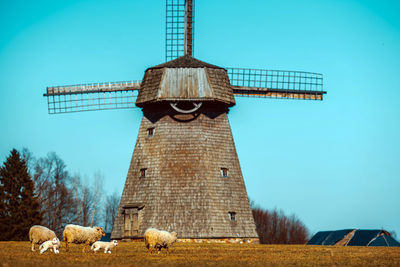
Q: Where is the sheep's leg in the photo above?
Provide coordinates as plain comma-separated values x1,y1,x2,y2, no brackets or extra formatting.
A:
83,241,90,253
31,242,35,252
40,247,47,254
64,236,68,251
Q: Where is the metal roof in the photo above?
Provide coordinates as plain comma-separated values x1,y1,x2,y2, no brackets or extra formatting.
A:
307,229,399,247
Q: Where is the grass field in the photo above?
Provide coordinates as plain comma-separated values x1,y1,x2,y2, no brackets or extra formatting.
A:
0,241,399,266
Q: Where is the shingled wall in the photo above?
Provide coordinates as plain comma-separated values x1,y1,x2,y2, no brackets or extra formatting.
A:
111,104,258,241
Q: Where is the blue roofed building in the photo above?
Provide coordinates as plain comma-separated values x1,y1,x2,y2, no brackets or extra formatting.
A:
307,229,400,247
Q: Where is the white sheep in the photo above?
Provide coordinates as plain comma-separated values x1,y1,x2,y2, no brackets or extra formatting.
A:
144,228,177,254
29,225,57,252
91,240,118,254
39,237,61,254
63,224,105,252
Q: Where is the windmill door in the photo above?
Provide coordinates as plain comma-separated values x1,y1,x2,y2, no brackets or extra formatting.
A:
123,204,144,238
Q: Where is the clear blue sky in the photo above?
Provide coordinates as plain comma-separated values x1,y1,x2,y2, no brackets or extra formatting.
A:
1,0,399,237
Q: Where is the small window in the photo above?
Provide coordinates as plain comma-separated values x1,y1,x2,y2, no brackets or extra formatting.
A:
229,212,236,221
140,168,147,178
221,168,228,178
147,127,155,137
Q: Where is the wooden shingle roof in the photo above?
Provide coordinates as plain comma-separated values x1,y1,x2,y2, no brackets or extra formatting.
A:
136,56,235,107
148,54,223,70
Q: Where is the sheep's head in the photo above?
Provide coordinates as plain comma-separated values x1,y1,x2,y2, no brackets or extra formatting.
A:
112,240,118,246
51,237,59,245
95,227,106,236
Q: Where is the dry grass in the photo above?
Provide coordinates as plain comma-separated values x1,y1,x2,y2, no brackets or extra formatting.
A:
0,241,399,266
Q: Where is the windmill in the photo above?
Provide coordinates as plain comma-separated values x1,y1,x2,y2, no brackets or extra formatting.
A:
44,0,326,243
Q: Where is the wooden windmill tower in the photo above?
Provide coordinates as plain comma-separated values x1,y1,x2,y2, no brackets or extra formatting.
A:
44,0,326,243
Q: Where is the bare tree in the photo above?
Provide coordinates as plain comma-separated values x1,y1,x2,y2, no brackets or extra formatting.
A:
69,174,82,224
90,172,104,227
287,214,309,244
21,147,35,176
252,205,309,244
104,191,120,233
80,182,93,226
70,175,93,226
22,150,111,232
33,152,74,236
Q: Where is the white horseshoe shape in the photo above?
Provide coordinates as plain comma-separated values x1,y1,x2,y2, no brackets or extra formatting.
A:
170,102,203,114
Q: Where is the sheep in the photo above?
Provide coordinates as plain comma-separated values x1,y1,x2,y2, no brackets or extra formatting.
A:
29,225,57,252
63,224,105,252
91,240,118,254
144,228,177,254
39,237,61,254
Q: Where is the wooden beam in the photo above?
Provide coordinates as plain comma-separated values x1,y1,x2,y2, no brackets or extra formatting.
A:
44,81,140,96
184,0,193,56
232,86,326,100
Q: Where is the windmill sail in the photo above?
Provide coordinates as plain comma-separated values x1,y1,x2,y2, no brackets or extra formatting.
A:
44,81,140,114
166,0,194,61
227,68,326,100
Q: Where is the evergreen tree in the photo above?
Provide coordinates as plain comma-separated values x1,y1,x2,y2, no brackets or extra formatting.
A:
0,149,42,240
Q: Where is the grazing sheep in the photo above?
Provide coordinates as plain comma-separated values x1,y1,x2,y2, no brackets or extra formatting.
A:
29,225,57,252
39,237,61,254
91,240,118,254
63,224,105,252
144,228,177,254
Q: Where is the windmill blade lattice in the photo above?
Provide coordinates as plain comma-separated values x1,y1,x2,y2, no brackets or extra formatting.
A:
44,81,140,114
227,68,325,100
166,0,194,61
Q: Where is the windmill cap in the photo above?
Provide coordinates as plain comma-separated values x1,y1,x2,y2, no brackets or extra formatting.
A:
136,55,235,107
148,54,225,70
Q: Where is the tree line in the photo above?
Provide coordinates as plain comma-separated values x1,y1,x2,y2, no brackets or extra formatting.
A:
0,148,120,240
1,148,310,243
251,202,309,244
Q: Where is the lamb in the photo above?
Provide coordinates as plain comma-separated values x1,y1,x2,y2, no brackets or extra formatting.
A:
39,237,61,254
91,240,118,254
63,224,105,252
144,228,177,254
29,225,57,252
